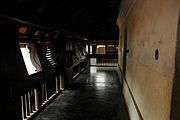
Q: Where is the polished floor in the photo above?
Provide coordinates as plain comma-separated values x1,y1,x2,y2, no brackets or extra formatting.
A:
33,67,129,120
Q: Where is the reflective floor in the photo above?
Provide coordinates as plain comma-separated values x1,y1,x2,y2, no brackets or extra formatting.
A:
33,67,129,120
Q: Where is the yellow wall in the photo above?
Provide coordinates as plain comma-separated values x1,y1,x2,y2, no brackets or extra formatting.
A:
117,0,180,120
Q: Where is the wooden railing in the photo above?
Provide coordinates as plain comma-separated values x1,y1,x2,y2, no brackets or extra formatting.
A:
73,58,89,79
90,54,118,66
17,69,64,120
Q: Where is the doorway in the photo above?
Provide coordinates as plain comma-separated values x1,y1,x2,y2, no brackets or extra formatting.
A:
123,27,128,78
171,11,180,120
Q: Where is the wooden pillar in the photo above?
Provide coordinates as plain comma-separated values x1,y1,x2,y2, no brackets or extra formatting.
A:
0,22,23,120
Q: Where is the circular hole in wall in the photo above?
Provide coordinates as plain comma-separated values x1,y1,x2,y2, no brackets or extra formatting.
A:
155,49,159,60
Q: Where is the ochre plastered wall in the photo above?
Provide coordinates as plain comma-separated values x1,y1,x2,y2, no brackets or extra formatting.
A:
117,0,180,120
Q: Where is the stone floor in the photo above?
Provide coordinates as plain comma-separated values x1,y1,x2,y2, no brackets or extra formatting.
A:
33,66,129,120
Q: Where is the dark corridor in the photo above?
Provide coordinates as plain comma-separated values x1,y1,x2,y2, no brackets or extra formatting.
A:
33,67,129,120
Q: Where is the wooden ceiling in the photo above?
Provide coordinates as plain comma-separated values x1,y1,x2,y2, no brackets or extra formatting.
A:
1,0,122,40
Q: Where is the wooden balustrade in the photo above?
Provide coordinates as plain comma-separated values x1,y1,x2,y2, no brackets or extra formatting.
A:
19,73,64,120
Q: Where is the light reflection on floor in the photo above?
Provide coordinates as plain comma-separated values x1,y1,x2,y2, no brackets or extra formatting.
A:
90,67,97,74
90,67,107,88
